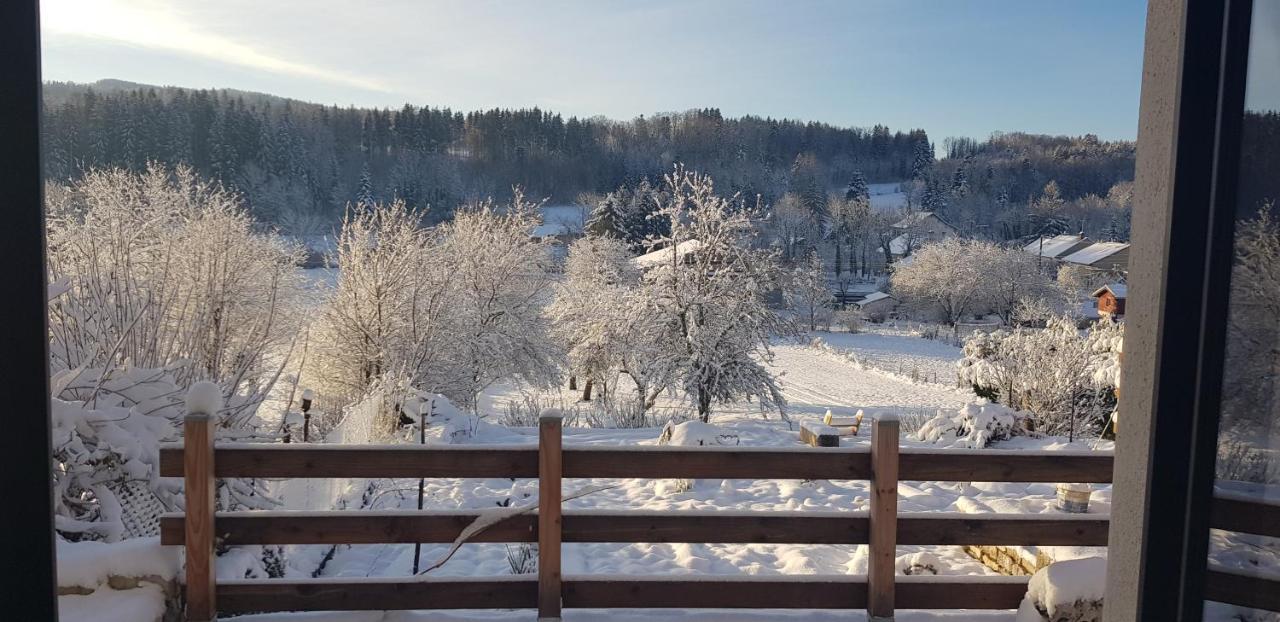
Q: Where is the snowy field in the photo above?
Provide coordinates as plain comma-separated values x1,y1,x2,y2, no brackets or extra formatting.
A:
868,182,907,213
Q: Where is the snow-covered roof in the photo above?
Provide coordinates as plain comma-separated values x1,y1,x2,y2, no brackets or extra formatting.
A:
886,234,910,256
632,239,703,269
1090,283,1128,299
893,211,944,229
857,291,895,306
1025,234,1091,259
1061,242,1129,266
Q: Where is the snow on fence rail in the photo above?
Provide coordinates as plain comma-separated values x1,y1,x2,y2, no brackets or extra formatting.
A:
157,415,1278,619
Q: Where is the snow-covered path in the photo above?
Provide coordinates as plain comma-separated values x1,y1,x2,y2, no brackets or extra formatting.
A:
767,340,971,423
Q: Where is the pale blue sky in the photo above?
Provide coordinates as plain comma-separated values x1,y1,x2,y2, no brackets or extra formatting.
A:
40,0,1149,142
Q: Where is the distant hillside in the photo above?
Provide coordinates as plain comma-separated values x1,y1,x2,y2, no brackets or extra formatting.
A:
40,79,1134,240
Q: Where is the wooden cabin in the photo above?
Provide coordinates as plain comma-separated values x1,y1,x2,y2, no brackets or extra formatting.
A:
1091,283,1128,318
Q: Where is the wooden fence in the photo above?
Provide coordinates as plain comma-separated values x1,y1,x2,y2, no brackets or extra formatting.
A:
157,411,1266,620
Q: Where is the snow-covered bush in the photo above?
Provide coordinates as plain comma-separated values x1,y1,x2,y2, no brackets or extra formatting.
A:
655,420,740,494
1016,556,1107,622
914,402,1030,449
46,165,306,424
957,318,1122,438
51,367,277,543
833,308,864,333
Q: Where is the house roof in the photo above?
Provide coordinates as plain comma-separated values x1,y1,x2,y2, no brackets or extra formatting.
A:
632,239,703,269
857,291,895,305
1025,234,1091,259
1091,283,1128,299
1062,242,1130,266
892,211,952,230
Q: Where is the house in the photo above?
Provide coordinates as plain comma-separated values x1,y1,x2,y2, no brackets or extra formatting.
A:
884,211,958,261
854,291,898,321
1090,283,1128,318
1024,234,1093,262
1061,242,1131,272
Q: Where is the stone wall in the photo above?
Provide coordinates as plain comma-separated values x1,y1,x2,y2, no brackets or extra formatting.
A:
964,544,1052,576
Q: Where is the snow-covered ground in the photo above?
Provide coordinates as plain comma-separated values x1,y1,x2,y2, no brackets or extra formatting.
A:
869,182,907,213
240,330,1104,622
59,325,1120,622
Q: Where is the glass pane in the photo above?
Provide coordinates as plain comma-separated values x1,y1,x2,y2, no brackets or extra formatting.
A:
1205,2,1280,619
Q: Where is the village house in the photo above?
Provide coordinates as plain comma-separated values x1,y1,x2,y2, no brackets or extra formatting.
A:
885,211,958,261
1091,283,1128,319
853,291,898,321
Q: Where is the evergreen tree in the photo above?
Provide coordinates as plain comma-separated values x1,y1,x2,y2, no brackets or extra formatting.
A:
845,170,869,203
911,139,934,179
356,163,376,210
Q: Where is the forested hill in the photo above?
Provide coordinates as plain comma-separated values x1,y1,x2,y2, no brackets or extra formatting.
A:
41,80,1139,240
41,80,928,231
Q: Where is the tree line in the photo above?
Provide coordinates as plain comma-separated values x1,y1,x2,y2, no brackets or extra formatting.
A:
41,80,927,234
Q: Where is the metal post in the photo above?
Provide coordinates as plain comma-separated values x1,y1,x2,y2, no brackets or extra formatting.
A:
412,398,431,575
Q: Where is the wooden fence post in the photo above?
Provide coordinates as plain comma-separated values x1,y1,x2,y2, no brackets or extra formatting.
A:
538,411,564,620
868,415,899,621
184,404,218,620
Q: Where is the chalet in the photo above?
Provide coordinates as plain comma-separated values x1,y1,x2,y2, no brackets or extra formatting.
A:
1024,234,1093,262
854,291,898,321
1061,242,1131,272
1091,283,1128,319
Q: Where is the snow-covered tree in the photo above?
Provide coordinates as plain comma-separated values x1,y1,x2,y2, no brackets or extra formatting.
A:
549,235,677,410
308,201,457,409
845,171,870,203
1222,203,1280,438
984,245,1057,325
785,252,833,331
890,237,988,325
641,166,792,422
441,189,561,408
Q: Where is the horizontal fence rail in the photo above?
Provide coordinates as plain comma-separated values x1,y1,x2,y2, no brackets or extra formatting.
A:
210,575,1035,615
159,445,1114,482
1204,494,1280,612
165,414,1123,620
159,510,1110,547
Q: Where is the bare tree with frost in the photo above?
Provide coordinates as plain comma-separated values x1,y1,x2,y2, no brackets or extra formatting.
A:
441,189,561,409
785,251,833,331
641,166,792,422
890,237,989,325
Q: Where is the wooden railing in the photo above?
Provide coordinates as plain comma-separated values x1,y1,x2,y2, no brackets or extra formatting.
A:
1205,494,1280,613
160,412,1116,620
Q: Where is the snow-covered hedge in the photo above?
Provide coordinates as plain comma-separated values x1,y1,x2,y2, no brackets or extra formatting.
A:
913,402,1030,449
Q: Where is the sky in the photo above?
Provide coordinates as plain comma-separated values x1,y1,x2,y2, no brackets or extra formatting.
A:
39,0,1149,143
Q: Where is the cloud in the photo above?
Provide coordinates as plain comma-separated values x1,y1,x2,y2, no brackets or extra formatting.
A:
41,0,389,92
